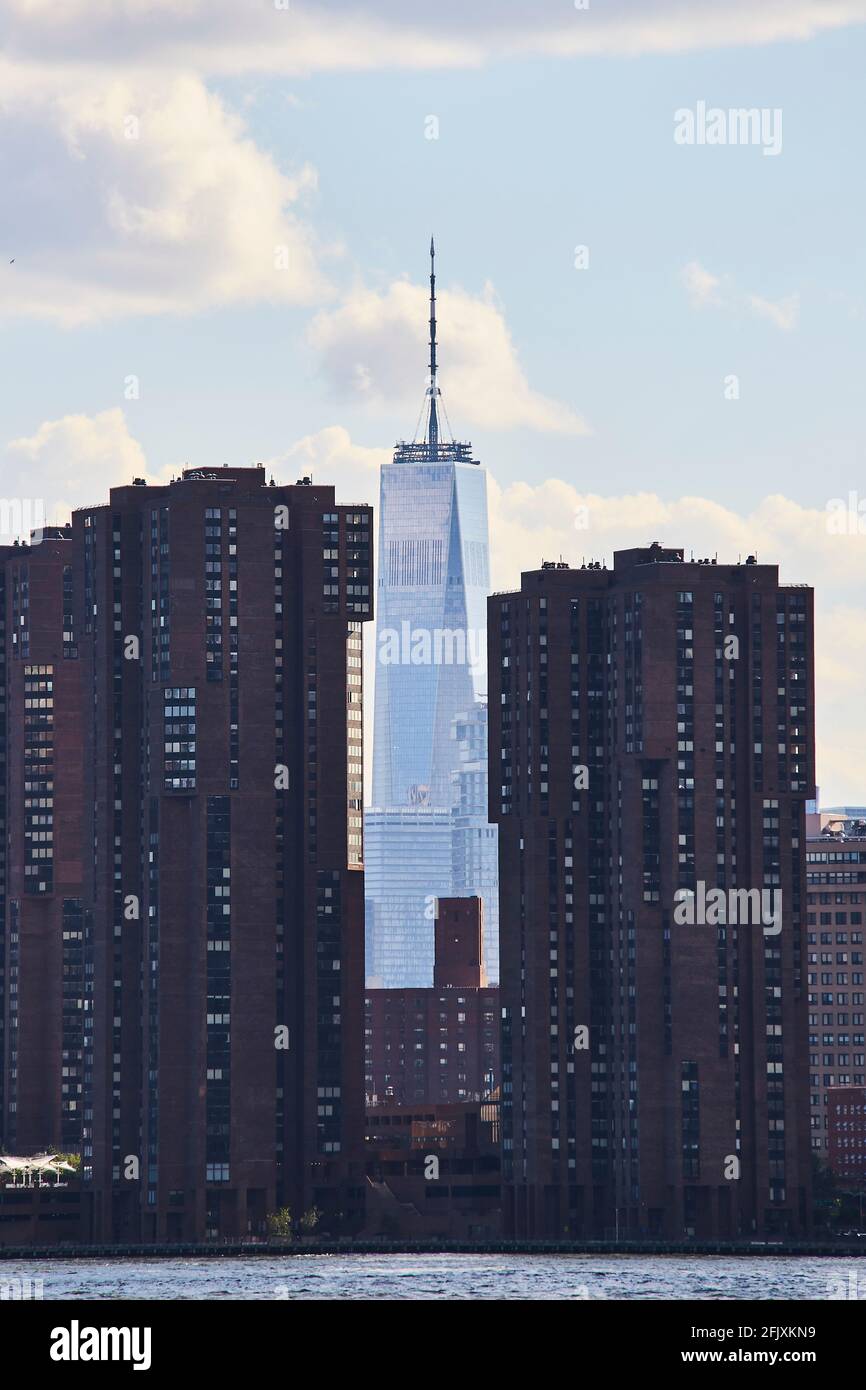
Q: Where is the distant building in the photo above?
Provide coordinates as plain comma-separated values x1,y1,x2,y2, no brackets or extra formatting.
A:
827,1086,866,1183
364,806,454,989
806,812,866,1159
451,706,499,985
365,896,499,1106
365,241,498,988
490,546,815,1239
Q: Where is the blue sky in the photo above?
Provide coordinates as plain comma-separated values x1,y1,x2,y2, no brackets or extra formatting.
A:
1,0,864,799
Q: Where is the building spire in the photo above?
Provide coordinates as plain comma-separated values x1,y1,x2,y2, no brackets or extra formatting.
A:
427,235,439,455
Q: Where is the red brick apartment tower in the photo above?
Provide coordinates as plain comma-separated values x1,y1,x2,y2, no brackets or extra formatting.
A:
73,467,371,1241
805,816,866,1159
489,545,815,1239
435,896,487,988
1,531,85,1156
365,896,499,1106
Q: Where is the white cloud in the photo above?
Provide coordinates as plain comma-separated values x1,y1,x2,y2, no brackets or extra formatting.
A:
266,434,866,809
487,476,866,803
682,260,723,308
0,68,329,323
4,404,865,801
268,425,388,507
748,292,801,332
309,280,588,436
682,260,800,331
3,408,159,526
4,0,866,75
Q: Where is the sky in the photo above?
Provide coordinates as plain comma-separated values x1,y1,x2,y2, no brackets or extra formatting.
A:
1,0,864,802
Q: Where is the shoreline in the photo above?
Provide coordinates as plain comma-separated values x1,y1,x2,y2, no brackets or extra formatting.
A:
2,1239,865,1260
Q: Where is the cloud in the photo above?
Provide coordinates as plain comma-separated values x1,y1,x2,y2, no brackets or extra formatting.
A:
682,260,723,309
0,68,330,323
3,408,159,527
748,292,801,332
2,412,386,537
681,260,800,331
260,431,866,808
267,425,388,506
486,476,866,803
4,0,866,75
4,405,865,801
309,279,588,436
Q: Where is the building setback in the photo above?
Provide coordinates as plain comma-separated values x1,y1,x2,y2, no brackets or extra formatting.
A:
365,897,499,1106
489,545,815,1239
1,467,373,1243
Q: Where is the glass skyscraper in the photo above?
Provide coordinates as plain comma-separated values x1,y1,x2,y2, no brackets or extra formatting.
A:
365,242,498,986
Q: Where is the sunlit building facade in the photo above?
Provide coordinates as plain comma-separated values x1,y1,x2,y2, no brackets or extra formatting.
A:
365,241,498,987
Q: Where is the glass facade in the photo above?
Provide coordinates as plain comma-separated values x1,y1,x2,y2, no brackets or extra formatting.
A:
366,432,498,985
365,243,499,987
364,806,454,987
450,705,499,984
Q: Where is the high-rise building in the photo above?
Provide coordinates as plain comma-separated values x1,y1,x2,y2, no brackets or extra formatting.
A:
451,706,499,986
366,241,498,987
2,468,374,1243
1,529,85,1157
489,545,815,1239
805,810,866,1159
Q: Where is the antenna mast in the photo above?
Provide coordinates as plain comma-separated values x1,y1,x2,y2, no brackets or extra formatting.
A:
427,236,440,456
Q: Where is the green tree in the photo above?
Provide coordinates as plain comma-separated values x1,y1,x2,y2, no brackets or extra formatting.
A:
266,1207,294,1240
54,1153,82,1172
299,1206,322,1234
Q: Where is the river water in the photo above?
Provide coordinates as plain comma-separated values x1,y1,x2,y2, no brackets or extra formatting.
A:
0,1254,861,1300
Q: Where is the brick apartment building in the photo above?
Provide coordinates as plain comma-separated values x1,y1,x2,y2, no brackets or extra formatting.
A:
363,1099,501,1239
806,812,866,1160
1,467,373,1242
0,529,85,1158
365,896,499,1106
489,544,815,1239
826,1085,866,1184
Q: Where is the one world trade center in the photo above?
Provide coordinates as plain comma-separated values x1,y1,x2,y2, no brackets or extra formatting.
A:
365,242,498,987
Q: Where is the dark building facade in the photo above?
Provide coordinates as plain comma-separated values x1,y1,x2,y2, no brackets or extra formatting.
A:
365,896,499,1106
363,1099,501,1239
2,467,373,1243
1,530,86,1159
826,1085,866,1182
805,814,866,1160
489,545,815,1239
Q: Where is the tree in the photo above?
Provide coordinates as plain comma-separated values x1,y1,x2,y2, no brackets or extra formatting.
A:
299,1206,322,1234
55,1153,82,1172
266,1207,293,1240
